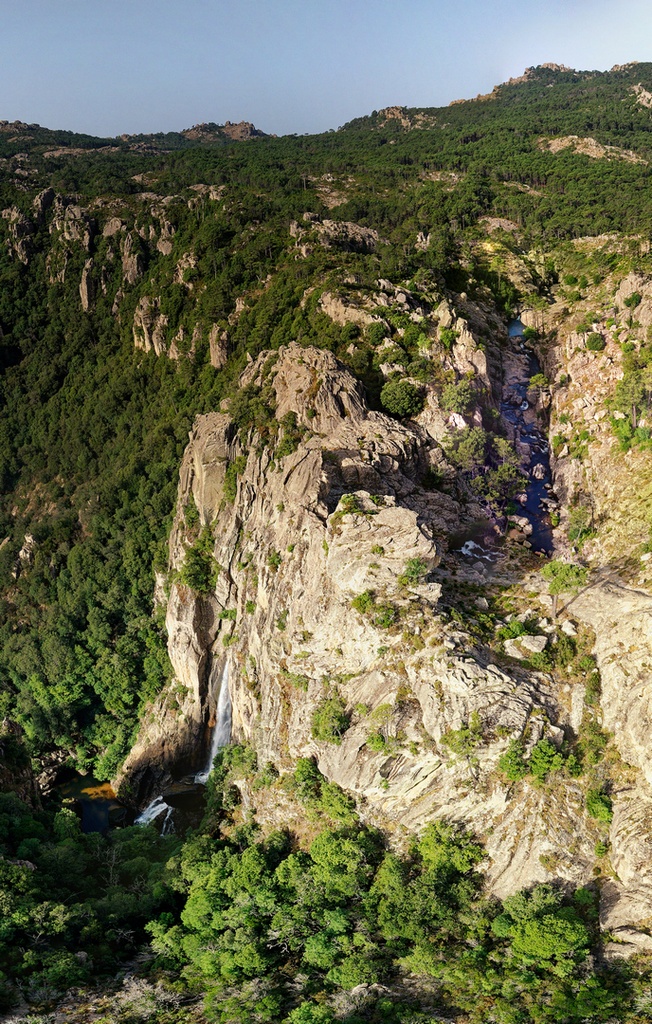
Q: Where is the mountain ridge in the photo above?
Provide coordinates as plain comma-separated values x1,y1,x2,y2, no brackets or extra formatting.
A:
3,60,652,150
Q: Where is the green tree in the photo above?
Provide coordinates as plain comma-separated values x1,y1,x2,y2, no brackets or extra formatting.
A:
586,332,605,351
541,561,588,618
179,529,219,593
498,740,528,781
380,379,424,418
284,1005,335,1024
398,557,429,586
586,788,613,823
311,696,349,744
441,379,475,414
439,327,458,351
493,885,591,977
444,427,487,472
529,739,565,782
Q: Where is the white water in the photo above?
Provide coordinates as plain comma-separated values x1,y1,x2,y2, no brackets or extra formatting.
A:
460,539,497,562
195,660,232,784
135,661,231,828
134,794,169,826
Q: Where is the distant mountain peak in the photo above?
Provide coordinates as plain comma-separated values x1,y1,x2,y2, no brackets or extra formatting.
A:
0,119,42,133
537,62,575,73
611,61,641,72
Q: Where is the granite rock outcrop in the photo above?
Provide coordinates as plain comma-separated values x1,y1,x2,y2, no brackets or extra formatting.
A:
119,343,610,902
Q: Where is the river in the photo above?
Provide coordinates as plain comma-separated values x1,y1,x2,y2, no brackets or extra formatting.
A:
57,772,127,833
454,316,556,565
500,318,555,554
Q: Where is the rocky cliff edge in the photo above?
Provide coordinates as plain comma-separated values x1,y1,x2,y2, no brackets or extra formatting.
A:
118,343,652,932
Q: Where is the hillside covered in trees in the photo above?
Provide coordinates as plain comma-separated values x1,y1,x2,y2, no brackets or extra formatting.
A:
3,63,652,1022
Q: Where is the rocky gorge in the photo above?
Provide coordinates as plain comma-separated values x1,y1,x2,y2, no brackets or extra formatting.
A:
116,282,652,949
5,64,652,1018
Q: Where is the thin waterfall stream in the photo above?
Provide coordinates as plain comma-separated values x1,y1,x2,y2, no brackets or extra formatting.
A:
134,658,232,830
195,661,232,784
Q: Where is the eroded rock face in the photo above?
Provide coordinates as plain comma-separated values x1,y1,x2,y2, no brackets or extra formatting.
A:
156,219,175,255
133,296,169,355
79,258,94,311
1,205,34,263
32,187,54,225
121,233,143,285
315,219,380,252
572,581,652,783
119,342,606,901
569,578,652,931
102,216,124,238
319,291,380,328
181,120,267,142
50,199,96,250
536,270,652,565
209,325,229,369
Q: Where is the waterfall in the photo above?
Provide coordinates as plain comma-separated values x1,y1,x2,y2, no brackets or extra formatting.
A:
134,794,169,826
135,796,174,833
194,660,231,784
134,660,231,829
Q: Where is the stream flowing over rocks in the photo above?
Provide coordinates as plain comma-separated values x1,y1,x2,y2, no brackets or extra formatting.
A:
502,319,556,553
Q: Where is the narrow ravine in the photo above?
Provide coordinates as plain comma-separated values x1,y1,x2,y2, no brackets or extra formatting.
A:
454,316,558,567
501,318,558,554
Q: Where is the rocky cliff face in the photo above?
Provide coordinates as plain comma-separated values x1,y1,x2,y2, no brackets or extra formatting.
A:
569,579,652,940
116,339,652,925
523,262,652,570
181,121,267,142
510,251,652,944
14,167,652,937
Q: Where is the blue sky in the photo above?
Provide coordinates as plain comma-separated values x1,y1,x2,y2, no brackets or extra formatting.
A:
2,0,651,136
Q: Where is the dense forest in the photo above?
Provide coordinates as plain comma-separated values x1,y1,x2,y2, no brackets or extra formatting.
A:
0,740,647,1023
2,63,652,1020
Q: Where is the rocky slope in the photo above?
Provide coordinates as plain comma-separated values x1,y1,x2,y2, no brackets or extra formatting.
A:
518,256,652,569
108,217,652,953
114,333,646,935
569,577,652,946
8,165,652,940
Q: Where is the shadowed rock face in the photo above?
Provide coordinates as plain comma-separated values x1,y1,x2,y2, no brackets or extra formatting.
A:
0,723,41,808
